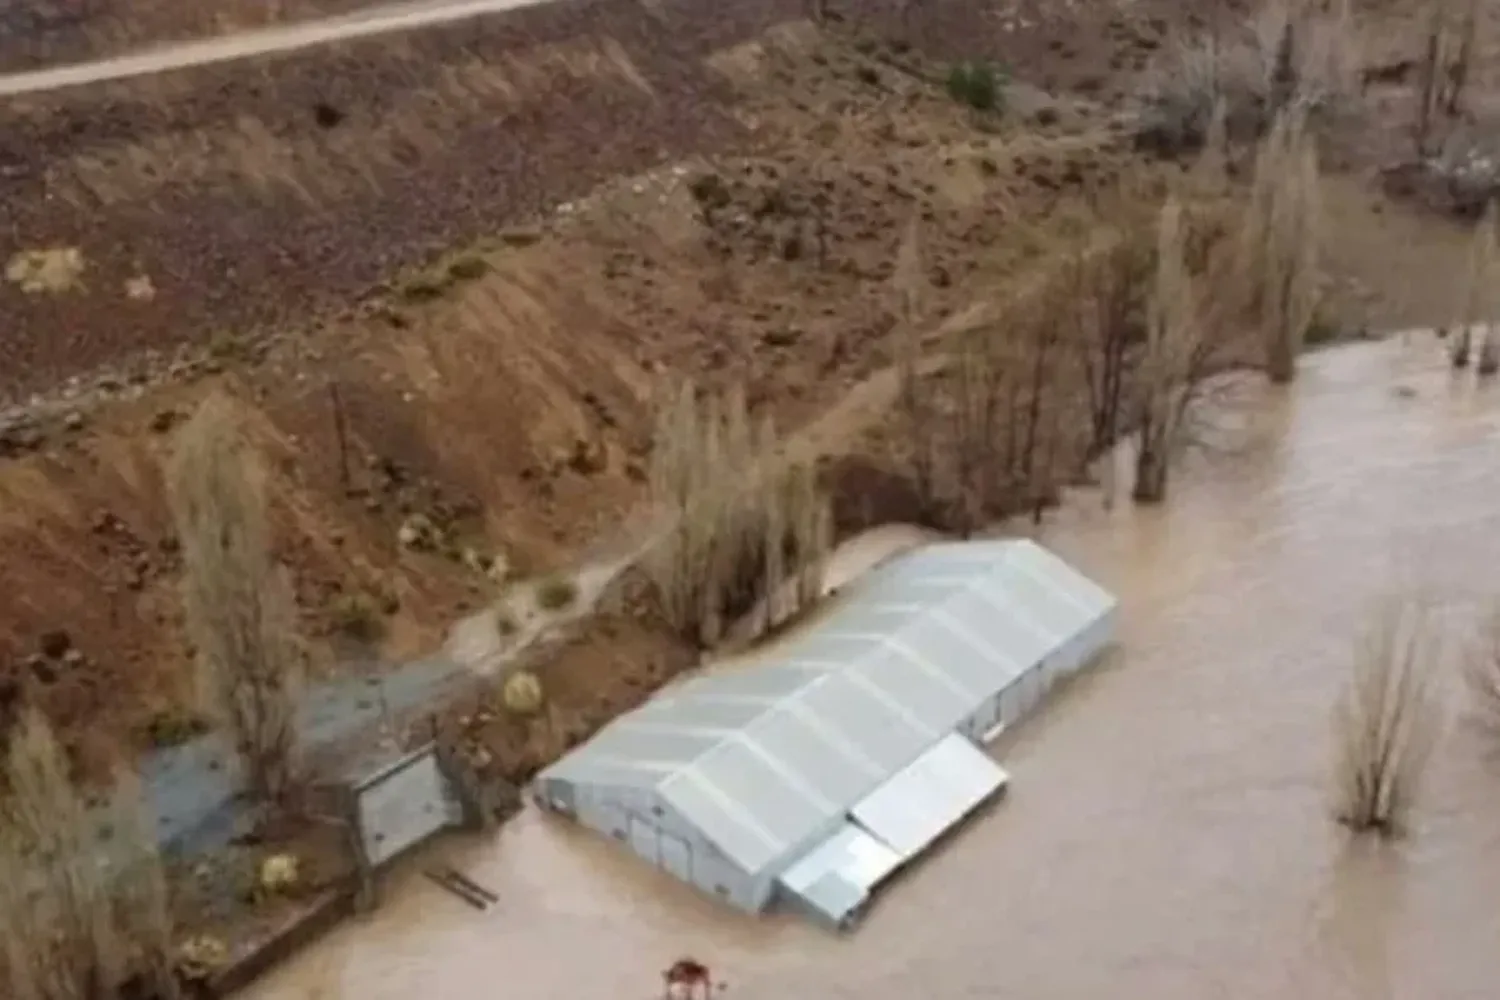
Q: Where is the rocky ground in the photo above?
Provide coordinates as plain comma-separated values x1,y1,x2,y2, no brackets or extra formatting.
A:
3,0,1500,986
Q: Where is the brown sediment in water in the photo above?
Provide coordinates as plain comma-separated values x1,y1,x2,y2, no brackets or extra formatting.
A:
242,334,1500,999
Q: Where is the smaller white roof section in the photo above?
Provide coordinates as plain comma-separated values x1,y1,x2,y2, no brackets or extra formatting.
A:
776,733,1009,927
850,730,1007,861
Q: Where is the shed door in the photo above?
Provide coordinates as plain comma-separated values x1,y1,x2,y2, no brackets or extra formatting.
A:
659,832,692,881
629,816,659,864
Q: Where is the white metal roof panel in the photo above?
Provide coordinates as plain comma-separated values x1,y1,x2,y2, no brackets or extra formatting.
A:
850,733,1008,861
855,641,976,727
631,694,768,733
672,663,830,702
665,770,786,872
748,705,884,804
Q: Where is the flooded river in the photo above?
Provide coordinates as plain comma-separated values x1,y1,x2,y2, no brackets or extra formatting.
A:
249,335,1500,1000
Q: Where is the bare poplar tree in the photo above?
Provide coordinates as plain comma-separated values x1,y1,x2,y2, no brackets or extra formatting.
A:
1239,109,1321,384
1133,199,1211,503
0,711,128,1000
167,393,303,807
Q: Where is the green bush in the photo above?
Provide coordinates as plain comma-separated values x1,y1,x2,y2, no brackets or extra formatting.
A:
535,576,579,611
947,60,1005,112
330,591,385,642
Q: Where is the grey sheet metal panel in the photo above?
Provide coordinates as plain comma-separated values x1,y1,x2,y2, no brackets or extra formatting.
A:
659,831,692,881
745,703,886,805
352,748,461,868
849,732,1008,861
663,767,788,873
776,821,901,929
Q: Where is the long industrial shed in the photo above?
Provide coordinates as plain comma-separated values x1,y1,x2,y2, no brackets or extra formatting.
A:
531,538,1117,929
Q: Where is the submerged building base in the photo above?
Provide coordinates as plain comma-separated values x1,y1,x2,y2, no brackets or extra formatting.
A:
775,733,1010,930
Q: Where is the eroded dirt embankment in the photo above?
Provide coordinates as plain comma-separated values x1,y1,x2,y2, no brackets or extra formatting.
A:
0,0,807,398
0,0,1181,401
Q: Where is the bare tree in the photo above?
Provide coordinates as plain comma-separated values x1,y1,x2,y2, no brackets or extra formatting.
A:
0,711,156,1000
1331,598,1442,837
892,215,943,520
109,765,181,1000
1240,109,1322,384
1458,201,1498,372
167,392,303,807
1133,198,1214,503
641,382,831,648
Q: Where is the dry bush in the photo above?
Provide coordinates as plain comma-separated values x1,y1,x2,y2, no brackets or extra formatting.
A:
1135,0,1360,158
0,711,178,1000
1239,109,1323,383
1331,599,1443,838
640,383,832,648
166,393,304,807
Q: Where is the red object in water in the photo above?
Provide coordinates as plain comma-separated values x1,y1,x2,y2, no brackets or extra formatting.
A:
662,958,714,1000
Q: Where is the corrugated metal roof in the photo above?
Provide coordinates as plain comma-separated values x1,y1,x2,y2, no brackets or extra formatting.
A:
848,732,1008,861
538,539,1116,872
777,734,1008,928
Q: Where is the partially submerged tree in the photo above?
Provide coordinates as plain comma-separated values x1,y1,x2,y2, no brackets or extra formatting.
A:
1241,109,1322,383
1133,198,1214,503
1456,202,1498,373
1331,599,1443,838
167,393,303,807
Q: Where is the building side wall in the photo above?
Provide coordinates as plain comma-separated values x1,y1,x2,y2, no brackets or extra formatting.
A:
544,777,763,912
958,605,1117,745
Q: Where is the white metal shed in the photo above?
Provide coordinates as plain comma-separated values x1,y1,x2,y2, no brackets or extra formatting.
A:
532,538,1117,927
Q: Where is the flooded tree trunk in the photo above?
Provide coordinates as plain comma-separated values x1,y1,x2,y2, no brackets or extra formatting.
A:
1133,437,1170,503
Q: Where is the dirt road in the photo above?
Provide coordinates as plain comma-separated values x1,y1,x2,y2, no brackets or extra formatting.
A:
0,0,559,96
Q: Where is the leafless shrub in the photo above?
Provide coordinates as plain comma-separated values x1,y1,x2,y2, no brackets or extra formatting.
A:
167,393,303,807
1238,109,1323,383
1331,599,1443,838
1135,0,1360,158
641,383,832,648
0,711,178,999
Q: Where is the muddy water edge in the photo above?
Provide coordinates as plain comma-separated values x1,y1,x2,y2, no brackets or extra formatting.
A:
247,334,1500,1000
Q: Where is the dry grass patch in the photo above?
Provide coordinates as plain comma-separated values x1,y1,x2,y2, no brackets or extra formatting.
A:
5,248,87,295
1331,598,1443,838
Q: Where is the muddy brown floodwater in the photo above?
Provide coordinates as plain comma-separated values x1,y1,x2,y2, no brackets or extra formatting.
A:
248,334,1500,1000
